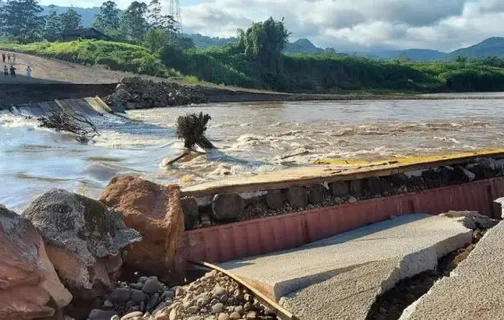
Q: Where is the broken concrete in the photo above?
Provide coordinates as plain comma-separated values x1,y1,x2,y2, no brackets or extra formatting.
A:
219,213,479,320
400,219,504,320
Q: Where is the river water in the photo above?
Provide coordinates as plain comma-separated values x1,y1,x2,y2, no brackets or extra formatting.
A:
2,97,504,211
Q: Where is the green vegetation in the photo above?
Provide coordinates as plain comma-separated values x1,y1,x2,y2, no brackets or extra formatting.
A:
2,0,504,93
0,40,179,78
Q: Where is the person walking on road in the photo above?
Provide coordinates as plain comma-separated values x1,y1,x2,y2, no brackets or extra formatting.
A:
9,65,16,77
26,65,32,78
3,65,8,77
12,53,16,63
2,53,5,63
7,53,11,63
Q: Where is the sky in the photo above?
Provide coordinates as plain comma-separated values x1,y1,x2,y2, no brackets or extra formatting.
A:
42,0,504,52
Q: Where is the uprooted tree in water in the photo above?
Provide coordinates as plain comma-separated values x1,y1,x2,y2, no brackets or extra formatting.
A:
37,109,99,143
167,112,215,165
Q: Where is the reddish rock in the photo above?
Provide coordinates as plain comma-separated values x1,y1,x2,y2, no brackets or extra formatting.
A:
0,205,72,320
99,176,185,277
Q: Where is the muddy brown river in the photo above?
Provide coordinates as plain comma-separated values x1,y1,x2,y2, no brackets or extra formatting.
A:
2,96,504,211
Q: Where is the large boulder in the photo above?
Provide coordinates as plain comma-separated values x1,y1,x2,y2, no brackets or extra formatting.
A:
22,189,141,299
99,176,185,278
0,205,72,319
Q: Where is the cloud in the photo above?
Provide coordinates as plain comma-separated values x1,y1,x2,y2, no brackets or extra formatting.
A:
177,0,504,51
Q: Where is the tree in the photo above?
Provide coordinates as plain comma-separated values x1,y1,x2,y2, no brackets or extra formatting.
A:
147,0,177,33
93,0,120,34
59,8,82,31
237,17,290,73
456,56,468,63
0,0,44,43
119,1,148,42
144,28,171,52
43,5,63,41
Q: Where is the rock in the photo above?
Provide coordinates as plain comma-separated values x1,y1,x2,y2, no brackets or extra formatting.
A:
143,277,162,295
153,300,172,315
188,317,203,320
348,196,357,203
331,181,349,197
130,283,144,290
265,190,283,210
243,302,253,312
22,189,141,298
234,306,243,314
286,186,308,209
181,197,199,230
131,289,146,303
243,294,252,302
212,193,244,220
308,184,325,205
218,314,230,320
100,177,185,277
147,293,160,311
111,288,131,303
139,276,149,284
169,309,177,320
175,287,185,297
349,179,363,196
213,286,226,296
0,205,72,319
164,290,175,300
229,312,241,320
104,300,114,308
365,177,391,195
111,316,120,320
88,309,118,320
246,311,257,319
187,305,199,314
211,303,224,313
122,311,143,320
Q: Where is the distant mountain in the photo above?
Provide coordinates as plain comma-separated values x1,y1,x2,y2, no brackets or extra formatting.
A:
284,38,326,54
449,37,504,59
362,49,447,61
41,6,100,27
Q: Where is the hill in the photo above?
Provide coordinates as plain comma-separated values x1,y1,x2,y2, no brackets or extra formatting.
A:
284,38,326,54
449,37,504,59
41,6,100,28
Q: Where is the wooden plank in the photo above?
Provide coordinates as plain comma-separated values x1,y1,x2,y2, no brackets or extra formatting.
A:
181,149,504,197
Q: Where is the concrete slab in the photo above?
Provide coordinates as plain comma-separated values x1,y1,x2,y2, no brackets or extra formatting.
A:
219,213,475,320
400,220,504,320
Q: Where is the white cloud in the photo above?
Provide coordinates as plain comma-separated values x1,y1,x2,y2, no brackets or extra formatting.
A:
178,0,504,52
